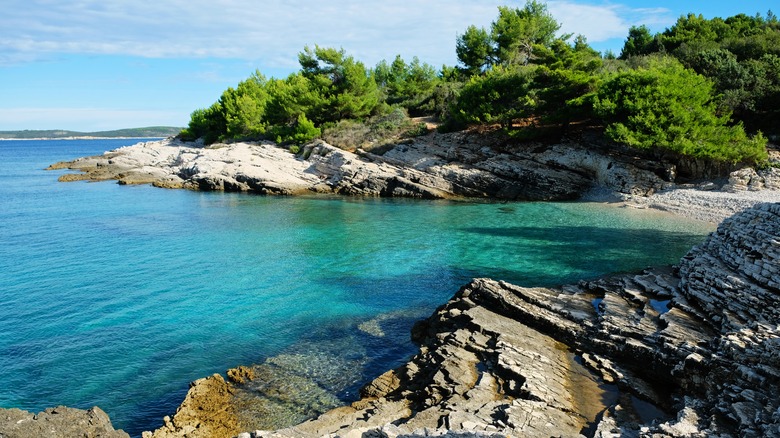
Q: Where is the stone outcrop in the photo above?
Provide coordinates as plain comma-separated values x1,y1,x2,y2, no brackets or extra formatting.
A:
142,373,240,438
48,133,780,223
221,203,778,438
47,132,679,202
377,132,675,198
0,406,129,438
724,167,780,192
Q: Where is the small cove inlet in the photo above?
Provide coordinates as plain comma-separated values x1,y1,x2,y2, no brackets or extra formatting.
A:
0,139,715,436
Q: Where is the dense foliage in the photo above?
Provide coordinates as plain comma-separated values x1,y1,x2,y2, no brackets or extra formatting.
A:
593,57,767,163
180,47,380,146
456,1,561,72
374,55,440,114
619,12,780,134
181,2,775,165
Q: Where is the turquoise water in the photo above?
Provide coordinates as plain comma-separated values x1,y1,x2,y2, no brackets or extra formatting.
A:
0,139,714,436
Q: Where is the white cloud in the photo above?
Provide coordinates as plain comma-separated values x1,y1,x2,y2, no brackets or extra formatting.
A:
0,0,674,68
548,1,673,44
549,2,628,41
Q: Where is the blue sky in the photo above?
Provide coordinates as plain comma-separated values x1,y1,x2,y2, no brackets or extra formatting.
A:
0,0,773,131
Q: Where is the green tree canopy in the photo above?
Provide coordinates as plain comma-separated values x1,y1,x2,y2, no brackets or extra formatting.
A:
456,25,493,75
179,102,225,144
491,1,561,66
452,66,536,129
263,74,326,127
619,25,657,59
298,45,381,123
219,71,270,139
593,57,767,164
454,1,562,75
374,55,440,112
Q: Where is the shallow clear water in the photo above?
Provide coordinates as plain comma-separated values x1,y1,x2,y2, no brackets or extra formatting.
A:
0,139,714,436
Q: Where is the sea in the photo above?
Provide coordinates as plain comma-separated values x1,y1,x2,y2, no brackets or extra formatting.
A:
0,138,715,436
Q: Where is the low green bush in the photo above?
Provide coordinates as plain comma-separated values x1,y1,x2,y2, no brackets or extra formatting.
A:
322,108,425,151
593,57,767,164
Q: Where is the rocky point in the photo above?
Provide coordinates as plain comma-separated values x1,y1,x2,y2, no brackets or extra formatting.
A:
47,132,680,201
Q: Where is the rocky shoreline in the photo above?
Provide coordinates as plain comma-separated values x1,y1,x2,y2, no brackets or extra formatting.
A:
5,134,778,437
46,132,780,223
141,203,780,438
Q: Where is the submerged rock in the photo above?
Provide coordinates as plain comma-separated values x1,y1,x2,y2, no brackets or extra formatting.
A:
142,312,419,438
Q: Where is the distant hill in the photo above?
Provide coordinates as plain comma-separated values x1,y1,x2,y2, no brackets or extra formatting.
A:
0,126,183,139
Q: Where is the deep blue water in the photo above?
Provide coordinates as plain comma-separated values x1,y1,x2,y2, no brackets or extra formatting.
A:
0,139,714,436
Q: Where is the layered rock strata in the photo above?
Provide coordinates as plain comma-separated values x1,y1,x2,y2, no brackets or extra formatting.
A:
3,200,776,437
0,406,129,438
48,133,780,223
146,203,780,438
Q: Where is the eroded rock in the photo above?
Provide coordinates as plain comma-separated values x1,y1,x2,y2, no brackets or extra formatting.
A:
142,374,239,438
46,133,684,202
0,406,129,438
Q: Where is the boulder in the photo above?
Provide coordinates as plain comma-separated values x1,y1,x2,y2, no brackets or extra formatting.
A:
0,406,129,438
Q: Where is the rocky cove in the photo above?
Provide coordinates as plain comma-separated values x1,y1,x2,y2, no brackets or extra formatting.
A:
3,134,780,437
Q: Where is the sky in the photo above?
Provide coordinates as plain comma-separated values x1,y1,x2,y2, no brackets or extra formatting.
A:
0,0,774,131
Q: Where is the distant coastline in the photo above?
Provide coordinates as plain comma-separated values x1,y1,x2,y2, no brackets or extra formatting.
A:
0,136,168,141
0,126,182,141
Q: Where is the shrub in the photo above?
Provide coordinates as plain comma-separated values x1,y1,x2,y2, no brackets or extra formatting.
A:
268,113,322,146
451,66,536,128
321,108,425,151
593,57,767,164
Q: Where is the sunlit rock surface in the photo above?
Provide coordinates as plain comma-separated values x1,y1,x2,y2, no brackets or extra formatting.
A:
0,406,129,438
